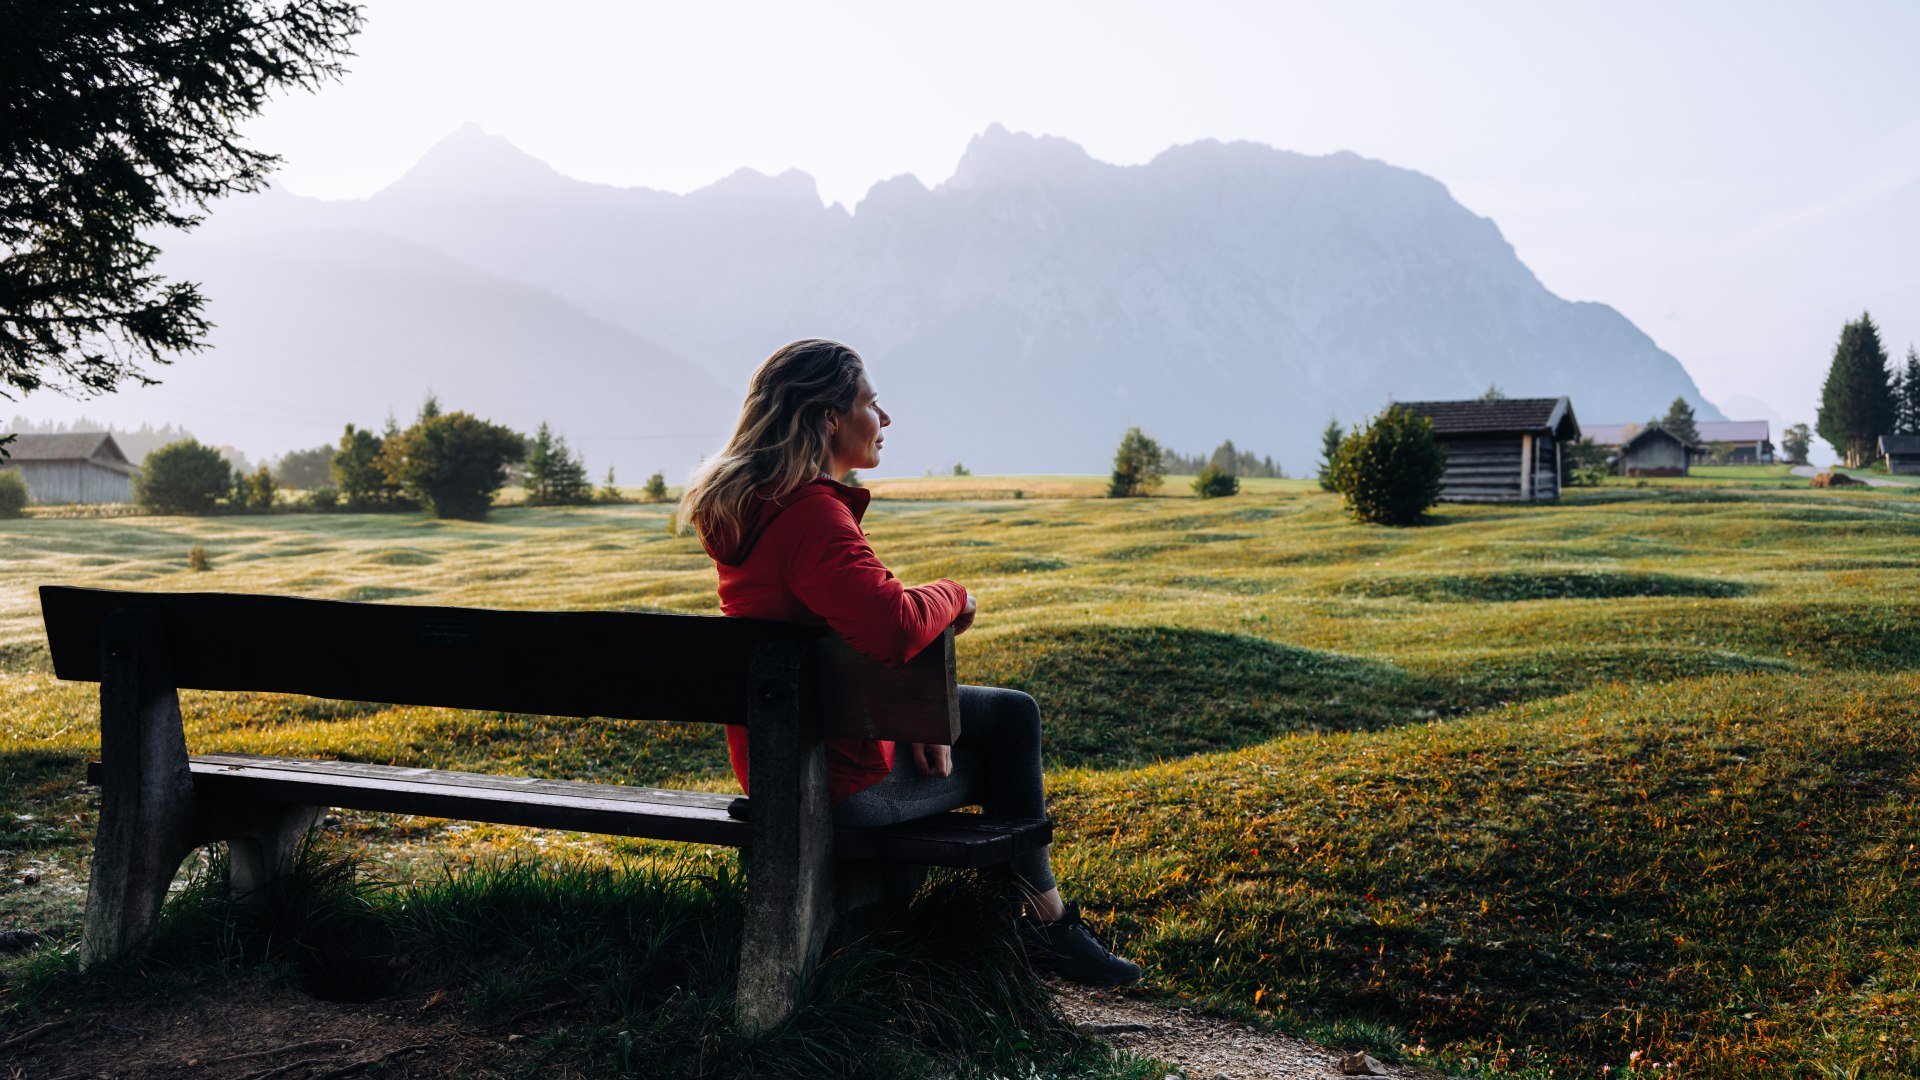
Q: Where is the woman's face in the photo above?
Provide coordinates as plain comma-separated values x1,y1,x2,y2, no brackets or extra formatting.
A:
828,375,890,473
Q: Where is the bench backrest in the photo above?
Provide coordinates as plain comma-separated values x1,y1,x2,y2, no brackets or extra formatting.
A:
39,586,959,744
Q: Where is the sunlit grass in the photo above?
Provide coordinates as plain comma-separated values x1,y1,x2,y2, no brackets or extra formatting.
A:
4,478,1920,1075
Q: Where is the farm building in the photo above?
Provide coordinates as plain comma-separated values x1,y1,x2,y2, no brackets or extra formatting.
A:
1616,425,1691,476
1585,419,1773,464
1880,435,1920,475
1399,397,1580,503
1,432,138,504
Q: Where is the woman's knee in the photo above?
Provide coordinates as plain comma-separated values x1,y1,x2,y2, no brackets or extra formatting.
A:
960,685,1043,746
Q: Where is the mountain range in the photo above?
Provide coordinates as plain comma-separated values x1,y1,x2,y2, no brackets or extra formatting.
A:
147,122,1720,477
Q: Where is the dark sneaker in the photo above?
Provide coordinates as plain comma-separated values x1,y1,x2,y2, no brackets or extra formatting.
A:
1020,902,1142,986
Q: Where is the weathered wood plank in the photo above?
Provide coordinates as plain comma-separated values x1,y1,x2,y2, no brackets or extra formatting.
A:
83,755,1051,868
40,587,959,744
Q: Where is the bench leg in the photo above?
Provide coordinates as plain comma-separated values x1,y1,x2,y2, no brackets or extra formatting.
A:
834,859,928,932
209,798,322,907
81,610,199,972
736,641,835,1035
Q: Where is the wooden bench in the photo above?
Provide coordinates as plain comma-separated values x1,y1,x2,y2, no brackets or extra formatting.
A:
39,585,1050,1032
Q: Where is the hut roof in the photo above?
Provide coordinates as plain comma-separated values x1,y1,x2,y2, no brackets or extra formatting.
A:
1397,397,1580,441
1587,419,1770,448
3,432,137,474
1621,425,1692,453
1879,435,1920,455
1696,420,1770,444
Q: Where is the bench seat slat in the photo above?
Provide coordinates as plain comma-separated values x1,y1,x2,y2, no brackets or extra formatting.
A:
87,755,1050,870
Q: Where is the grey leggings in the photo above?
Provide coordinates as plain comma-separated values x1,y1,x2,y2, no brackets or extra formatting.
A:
832,685,1056,894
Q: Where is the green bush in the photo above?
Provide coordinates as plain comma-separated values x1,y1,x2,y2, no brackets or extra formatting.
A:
642,470,668,502
379,410,524,520
135,439,232,515
187,544,211,571
1331,405,1445,525
1192,463,1239,498
0,469,27,517
309,485,339,510
1563,438,1613,487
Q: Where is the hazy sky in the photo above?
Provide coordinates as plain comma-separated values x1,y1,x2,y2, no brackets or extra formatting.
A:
184,2,1920,436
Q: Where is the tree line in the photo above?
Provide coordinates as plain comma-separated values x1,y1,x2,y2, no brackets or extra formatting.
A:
134,396,670,518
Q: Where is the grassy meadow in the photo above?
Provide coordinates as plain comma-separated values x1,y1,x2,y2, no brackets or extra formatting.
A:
3,473,1920,1076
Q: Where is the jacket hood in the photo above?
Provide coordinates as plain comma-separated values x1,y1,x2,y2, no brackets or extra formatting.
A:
702,476,872,566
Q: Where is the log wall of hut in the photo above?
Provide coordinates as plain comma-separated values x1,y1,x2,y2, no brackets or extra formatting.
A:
1889,453,1920,476
1435,434,1562,503
8,461,135,504
1621,437,1689,477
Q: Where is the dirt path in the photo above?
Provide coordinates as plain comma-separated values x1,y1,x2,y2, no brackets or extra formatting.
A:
1788,465,1913,487
1049,983,1446,1080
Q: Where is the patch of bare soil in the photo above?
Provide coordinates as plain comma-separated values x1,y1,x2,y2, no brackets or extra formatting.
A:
1049,982,1447,1080
0,975,571,1079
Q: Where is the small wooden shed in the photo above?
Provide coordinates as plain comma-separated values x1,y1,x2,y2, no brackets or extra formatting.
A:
1879,435,1920,476
1399,397,1580,503
1617,425,1691,476
2,432,139,504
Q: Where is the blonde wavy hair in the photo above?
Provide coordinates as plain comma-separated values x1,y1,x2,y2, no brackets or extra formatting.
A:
678,339,867,552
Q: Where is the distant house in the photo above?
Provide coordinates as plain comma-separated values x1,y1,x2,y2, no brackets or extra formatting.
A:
1399,397,1580,503
1693,420,1773,464
1616,425,1691,477
1880,435,1920,476
1,432,139,504
1586,419,1773,464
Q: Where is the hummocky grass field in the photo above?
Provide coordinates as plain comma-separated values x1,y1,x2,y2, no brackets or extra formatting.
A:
3,473,1919,1077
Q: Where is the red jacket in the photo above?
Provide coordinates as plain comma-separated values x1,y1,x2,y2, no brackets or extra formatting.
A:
703,476,969,802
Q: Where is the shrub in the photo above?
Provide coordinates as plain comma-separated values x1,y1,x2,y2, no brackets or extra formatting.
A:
0,470,27,517
598,468,622,503
187,544,210,572
310,485,339,511
1192,464,1239,498
379,410,524,520
1331,405,1446,525
642,470,668,502
1107,427,1165,497
1564,438,1613,487
238,464,275,511
136,439,232,515
331,424,395,510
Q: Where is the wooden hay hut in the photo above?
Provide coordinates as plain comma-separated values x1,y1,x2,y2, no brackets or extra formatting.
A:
1399,397,1580,503
2,432,138,504
1880,435,1920,476
1617,425,1692,477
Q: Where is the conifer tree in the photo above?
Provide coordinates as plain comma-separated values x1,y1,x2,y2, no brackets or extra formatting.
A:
1816,312,1897,467
1660,398,1700,445
1897,346,1920,437
521,421,591,505
1316,418,1344,492
1107,427,1165,497
1,1,361,402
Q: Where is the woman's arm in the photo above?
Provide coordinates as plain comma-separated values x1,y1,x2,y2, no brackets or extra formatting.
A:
777,495,970,667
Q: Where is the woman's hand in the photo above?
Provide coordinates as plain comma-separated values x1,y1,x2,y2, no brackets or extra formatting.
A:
951,593,978,636
911,742,953,778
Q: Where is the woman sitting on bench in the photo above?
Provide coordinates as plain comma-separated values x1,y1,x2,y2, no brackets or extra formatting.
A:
678,338,1140,987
